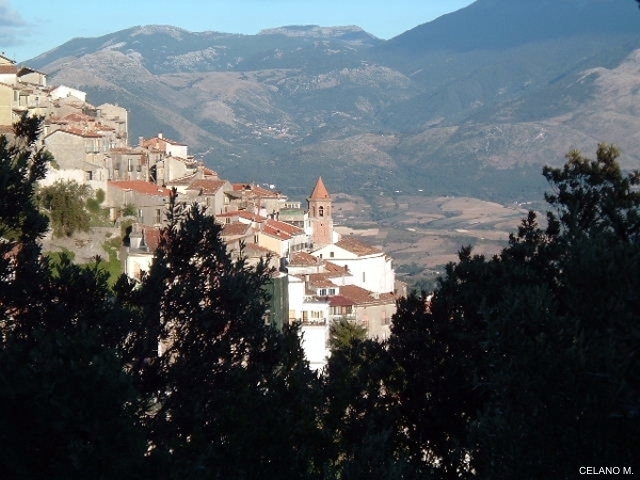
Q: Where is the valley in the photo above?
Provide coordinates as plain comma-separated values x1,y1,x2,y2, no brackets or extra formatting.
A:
332,192,535,288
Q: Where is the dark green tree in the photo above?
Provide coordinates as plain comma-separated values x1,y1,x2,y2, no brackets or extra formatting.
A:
0,116,148,479
130,198,325,479
38,179,92,237
328,316,367,351
322,334,416,480
388,287,482,479
387,144,640,478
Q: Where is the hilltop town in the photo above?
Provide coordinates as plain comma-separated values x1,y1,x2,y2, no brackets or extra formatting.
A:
0,53,403,369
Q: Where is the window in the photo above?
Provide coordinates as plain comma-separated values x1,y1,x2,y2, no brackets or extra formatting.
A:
329,288,336,295
362,272,366,283
319,288,327,296
155,209,161,224
319,206,324,217
330,251,334,258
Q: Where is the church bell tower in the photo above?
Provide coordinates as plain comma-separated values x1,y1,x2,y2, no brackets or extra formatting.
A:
307,176,333,249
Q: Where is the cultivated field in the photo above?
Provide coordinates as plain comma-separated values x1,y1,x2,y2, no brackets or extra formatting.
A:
334,192,537,287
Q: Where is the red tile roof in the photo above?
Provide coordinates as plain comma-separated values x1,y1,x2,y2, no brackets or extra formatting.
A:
109,180,172,197
335,237,382,256
329,295,356,307
265,219,304,236
262,223,293,240
142,135,186,149
309,176,331,199
51,127,102,139
340,284,395,305
187,179,226,195
63,112,95,123
308,275,338,289
166,173,198,186
142,225,162,252
324,261,350,273
221,222,252,237
0,65,17,74
289,251,321,267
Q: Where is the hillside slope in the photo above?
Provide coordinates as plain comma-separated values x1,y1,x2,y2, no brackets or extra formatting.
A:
28,0,640,203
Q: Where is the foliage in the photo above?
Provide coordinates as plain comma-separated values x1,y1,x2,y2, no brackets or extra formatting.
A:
122,202,137,218
384,143,640,478
98,237,124,284
127,198,325,479
86,187,110,225
38,179,93,237
328,316,367,352
0,116,149,478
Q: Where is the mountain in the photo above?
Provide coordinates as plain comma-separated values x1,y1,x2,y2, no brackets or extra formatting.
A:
28,0,640,203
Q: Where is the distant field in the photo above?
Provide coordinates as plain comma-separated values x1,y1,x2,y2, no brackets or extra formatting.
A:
334,194,536,286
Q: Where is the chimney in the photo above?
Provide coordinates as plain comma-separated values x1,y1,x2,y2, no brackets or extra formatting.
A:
158,132,163,139
138,136,144,147
130,224,143,249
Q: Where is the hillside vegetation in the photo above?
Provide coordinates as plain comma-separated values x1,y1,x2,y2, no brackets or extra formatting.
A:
28,0,640,203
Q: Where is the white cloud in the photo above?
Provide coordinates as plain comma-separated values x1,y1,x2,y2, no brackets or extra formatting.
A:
0,0,29,47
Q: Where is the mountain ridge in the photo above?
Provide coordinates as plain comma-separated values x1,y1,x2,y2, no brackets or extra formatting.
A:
27,0,640,203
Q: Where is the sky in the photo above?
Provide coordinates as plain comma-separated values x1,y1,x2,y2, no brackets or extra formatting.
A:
1,0,475,63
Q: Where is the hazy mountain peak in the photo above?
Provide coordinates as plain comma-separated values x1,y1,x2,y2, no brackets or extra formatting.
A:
259,25,378,40
130,25,190,38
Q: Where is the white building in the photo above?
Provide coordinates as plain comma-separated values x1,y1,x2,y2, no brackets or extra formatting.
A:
311,236,395,294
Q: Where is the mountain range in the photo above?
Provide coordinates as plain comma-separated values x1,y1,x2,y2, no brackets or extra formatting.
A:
27,0,640,204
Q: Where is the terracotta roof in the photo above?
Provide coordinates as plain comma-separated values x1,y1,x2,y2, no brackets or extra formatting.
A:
166,173,197,186
324,261,349,273
142,225,162,252
142,135,186,149
216,210,268,223
52,127,102,139
340,284,395,305
289,251,321,267
262,223,293,240
187,179,226,195
308,275,338,289
329,295,356,307
221,222,252,237
110,148,142,155
334,237,382,256
63,112,95,123
309,176,331,199
0,65,17,74
17,66,47,76
109,180,172,197
265,219,304,236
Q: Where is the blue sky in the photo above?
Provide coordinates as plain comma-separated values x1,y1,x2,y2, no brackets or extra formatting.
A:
1,0,474,63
